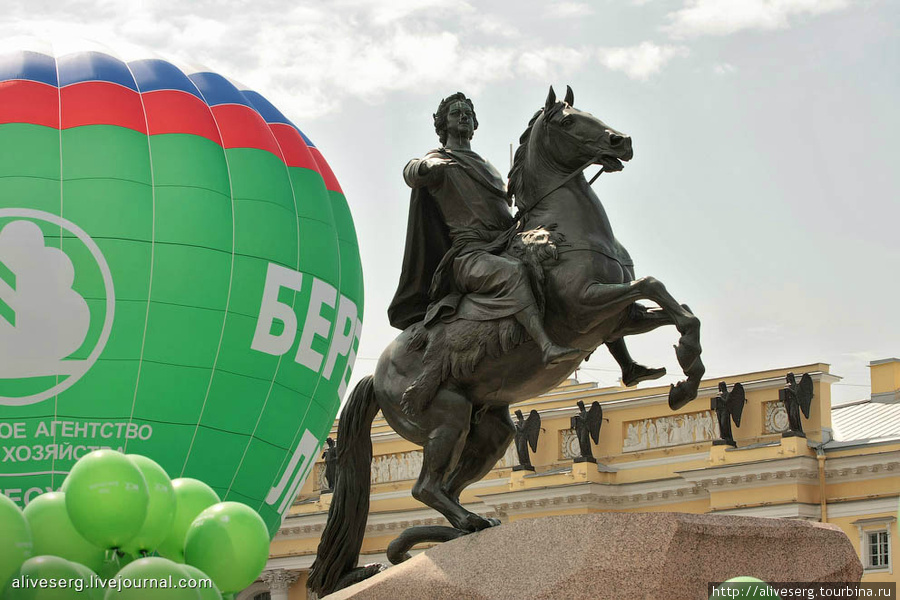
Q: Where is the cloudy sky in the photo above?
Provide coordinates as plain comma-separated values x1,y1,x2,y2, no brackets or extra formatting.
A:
5,0,897,405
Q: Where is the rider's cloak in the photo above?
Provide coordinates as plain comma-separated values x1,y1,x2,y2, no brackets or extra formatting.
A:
387,147,511,331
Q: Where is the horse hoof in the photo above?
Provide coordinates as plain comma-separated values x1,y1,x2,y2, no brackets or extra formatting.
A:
668,380,699,410
333,564,388,594
674,337,701,371
461,514,499,532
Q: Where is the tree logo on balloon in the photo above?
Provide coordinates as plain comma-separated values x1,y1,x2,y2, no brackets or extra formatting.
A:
0,208,115,406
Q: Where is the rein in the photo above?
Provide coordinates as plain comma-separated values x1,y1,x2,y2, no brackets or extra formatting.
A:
514,117,606,220
515,156,603,220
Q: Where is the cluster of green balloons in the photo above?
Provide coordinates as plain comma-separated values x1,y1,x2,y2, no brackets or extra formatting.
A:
0,450,270,598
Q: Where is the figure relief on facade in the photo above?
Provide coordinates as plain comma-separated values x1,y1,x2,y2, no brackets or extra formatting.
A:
316,444,518,490
315,462,328,491
622,410,719,452
497,437,518,468
764,399,790,434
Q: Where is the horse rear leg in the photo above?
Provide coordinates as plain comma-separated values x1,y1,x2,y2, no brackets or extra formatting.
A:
411,389,495,532
442,406,515,508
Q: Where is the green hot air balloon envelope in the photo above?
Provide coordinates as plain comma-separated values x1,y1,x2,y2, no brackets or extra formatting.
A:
0,39,364,538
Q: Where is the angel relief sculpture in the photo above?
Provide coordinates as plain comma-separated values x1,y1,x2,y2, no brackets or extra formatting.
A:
571,400,604,463
779,372,813,438
513,409,541,471
711,382,746,447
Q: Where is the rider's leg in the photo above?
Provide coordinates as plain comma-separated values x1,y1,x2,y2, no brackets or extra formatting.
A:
443,406,515,505
516,304,581,366
606,338,666,387
411,388,496,531
457,251,579,366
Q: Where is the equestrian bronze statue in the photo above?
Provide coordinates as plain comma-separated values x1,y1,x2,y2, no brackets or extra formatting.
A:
307,87,705,597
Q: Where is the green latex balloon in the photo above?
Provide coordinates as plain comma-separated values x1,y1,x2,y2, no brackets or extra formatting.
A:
181,564,223,600
97,551,135,580
64,450,149,550
68,561,104,600
103,557,200,600
5,555,87,600
23,492,105,573
183,502,269,593
712,577,780,599
0,493,33,593
157,479,220,563
120,455,176,556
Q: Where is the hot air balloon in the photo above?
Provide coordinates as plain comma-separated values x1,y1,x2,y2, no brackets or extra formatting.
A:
0,39,364,537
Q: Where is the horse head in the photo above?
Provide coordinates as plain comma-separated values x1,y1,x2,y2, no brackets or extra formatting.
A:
539,85,633,174
509,86,634,212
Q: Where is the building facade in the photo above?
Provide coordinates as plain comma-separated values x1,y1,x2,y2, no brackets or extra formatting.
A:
239,359,900,599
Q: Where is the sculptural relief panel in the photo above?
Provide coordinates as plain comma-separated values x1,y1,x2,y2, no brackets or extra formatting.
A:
315,463,327,491
764,399,790,434
560,428,579,460
314,443,517,490
496,441,518,469
623,410,719,452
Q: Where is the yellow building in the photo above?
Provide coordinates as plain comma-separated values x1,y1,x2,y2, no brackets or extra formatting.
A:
238,359,900,600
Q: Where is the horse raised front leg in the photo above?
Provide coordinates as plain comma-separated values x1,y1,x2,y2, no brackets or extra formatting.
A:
581,277,705,409
411,389,496,532
611,304,676,338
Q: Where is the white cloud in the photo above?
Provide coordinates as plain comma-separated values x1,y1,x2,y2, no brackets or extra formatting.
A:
544,2,594,18
1,0,689,120
713,62,736,75
664,0,851,38
338,0,475,26
597,42,688,80
517,46,591,80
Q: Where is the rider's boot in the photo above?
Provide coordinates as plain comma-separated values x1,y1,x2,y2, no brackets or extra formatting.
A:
516,306,581,367
607,338,666,386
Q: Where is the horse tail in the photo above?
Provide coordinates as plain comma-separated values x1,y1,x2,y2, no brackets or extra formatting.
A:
307,375,380,597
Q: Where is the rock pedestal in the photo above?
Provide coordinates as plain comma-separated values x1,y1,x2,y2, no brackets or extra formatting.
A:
323,512,862,600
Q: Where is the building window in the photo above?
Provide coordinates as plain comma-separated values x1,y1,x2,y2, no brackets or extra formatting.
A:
867,531,890,569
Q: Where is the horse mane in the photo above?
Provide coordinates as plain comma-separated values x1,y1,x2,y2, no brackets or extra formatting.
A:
508,102,565,210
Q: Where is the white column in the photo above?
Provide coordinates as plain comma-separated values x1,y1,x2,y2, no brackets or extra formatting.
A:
260,569,299,600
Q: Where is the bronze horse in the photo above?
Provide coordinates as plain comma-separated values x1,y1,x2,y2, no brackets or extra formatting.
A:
307,87,705,596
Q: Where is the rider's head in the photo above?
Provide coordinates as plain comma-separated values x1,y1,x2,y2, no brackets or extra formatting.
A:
434,92,478,145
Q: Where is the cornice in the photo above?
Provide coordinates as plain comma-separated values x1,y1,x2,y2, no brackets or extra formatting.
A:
487,371,837,417
676,455,820,490
612,451,708,470
823,496,900,519
710,502,822,520
823,450,900,482
476,479,704,515
276,503,493,540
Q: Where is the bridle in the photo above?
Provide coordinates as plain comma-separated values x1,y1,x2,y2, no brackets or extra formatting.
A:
514,112,610,219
